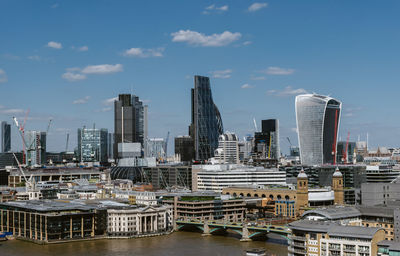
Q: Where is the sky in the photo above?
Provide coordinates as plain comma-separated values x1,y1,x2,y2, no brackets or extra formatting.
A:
1,0,400,154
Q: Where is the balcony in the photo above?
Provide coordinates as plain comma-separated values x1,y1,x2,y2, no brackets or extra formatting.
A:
288,246,306,255
288,234,306,242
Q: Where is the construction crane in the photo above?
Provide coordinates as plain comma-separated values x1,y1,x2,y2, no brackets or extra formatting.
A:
12,153,33,191
253,118,258,132
286,137,292,146
12,109,29,165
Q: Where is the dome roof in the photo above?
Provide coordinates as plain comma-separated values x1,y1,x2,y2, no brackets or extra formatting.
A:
297,168,308,179
333,167,343,177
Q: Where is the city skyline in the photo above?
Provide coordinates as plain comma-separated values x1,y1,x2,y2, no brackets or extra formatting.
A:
1,1,400,153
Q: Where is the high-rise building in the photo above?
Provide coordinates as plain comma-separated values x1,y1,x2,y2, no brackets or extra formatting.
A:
114,94,147,159
174,136,194,162
108,132,114,160
25,130,46,166
295,94,342,166
261,119,280,159
77,127,108,163
214,132,239,164
1,121,11,153
189,76,223,161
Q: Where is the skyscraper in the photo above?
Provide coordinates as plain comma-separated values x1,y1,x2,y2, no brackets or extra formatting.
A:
1,121,11,153
77,127,108,163
261,119,280,160
25,130,46,166
189,76,223,161
295,94,342,166
114,94,146,159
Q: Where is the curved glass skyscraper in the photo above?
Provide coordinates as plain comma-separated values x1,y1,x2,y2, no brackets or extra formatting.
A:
190,76,223,161
295,94,342,166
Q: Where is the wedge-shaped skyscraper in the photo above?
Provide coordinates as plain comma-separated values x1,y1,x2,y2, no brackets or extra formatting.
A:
295,94,341,166
190,76,223,161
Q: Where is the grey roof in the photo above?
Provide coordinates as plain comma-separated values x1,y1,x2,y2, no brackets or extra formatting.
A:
302,206,361,220
378,240,400,251
0,200,96,212
289,220,383,239
357,205,394,218
289,220,334,233
328,225,382,239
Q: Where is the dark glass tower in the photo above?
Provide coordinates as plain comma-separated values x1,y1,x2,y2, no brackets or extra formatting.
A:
1,121,11,153
189,76,223,161
114,94,145,159
261,119,280,159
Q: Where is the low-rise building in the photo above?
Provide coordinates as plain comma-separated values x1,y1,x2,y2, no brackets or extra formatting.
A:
288,220,385,256
377,240,400,256
107,205,173,237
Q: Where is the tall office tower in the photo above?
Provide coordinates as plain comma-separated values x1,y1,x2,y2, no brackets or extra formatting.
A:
25,130,46,166
295,94,342,166
114,94,146,159
261,119,280,159
146,138,166,159
1,121,11,152
77,127,108,163
108,132,114,160
174,136,194,162
189,76,223,161
214,132,239,164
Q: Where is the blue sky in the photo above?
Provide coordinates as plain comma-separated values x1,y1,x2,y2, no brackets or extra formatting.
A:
1,0,400,154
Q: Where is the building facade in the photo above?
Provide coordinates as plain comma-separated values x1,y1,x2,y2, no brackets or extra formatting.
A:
261,119,280,160
295,94,342,166
189,76,223,161
1,121,11,153
114,94,147,159
77,127,108,163
25,130,46,166
174,136,194,162
213,132,240,164
107,205,173,237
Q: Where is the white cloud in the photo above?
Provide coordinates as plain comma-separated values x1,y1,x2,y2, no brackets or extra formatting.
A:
100,107,112,112
123,47,164,58
102,97,118,106
250,75,265,80
210,69,232,79
243,41,252,46
62,72,86,82
0,108,24,114
28,55,41,61
267,86,307,97
241,83,254,89
262,66,295,75
0,69,8,83
171,30,241,47
78,46,88,52
248,2,268,12
47,41,62,49
203,4,229,14
81,64,123,74
51,3,59,8
72,96,90,104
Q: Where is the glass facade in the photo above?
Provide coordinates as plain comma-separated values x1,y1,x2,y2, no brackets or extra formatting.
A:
114,94,146,159
78,128,108,163
295,94,341,166
190,76,223,161
1,121,10,153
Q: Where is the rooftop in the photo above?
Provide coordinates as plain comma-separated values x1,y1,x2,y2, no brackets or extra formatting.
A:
302,206,361,220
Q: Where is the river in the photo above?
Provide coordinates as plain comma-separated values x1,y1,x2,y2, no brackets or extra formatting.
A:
0,231,288,256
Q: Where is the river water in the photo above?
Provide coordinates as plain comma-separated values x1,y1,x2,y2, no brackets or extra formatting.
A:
0,232,288,256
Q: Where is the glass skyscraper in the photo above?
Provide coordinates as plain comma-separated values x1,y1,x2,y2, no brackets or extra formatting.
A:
114,94,147,159
295,94,342,166
77,127,108,163
1,121,11,153
189,75,223,161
